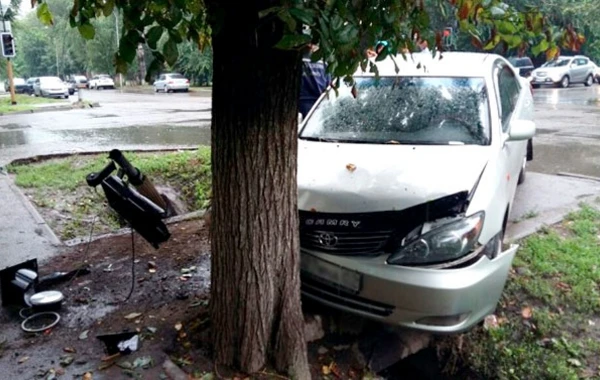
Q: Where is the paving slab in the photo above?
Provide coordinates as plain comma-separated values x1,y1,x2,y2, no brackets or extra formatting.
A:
507,171,600,241
0,173,60,269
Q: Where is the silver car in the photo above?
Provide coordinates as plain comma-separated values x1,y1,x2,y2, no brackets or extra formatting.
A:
33,76,69,99
531,55,596,88
298,52,535,333
153,73,190,93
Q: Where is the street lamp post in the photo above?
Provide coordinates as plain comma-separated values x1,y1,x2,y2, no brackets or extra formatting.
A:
115,8,123,89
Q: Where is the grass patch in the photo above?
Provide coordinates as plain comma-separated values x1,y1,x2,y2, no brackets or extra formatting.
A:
442,204,600,379
0,94,63,114
8,149,211,240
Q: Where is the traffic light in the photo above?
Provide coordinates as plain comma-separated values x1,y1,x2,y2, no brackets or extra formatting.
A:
1,32,15,58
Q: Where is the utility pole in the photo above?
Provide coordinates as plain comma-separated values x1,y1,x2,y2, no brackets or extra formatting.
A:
0,0,16,105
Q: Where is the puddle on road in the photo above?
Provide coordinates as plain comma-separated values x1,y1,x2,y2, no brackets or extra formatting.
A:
529,142,600,177
0,123,30,130
0,125,211,149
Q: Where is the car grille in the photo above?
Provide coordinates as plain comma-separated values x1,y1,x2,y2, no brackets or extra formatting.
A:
301,275,395,317
300,230,392,255
536,71,547,77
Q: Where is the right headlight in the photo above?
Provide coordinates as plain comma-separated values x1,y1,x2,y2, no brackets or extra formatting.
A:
387,211,485,266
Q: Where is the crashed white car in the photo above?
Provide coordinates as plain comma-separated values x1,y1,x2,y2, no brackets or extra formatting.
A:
298,52,535,333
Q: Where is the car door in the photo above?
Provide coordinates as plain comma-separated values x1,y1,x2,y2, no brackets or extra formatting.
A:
158,75,166,90
574,58,587,82
495,63,527,199
34,79,41,95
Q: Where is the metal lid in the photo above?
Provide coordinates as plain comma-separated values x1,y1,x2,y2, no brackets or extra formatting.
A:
29,290,64,306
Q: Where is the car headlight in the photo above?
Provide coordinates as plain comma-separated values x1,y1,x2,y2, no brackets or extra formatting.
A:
387,211,485,266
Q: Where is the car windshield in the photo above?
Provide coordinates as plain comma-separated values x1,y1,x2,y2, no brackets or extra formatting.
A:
41,77,63,85
543,58,570,67
301,76,491,146
168,74,185,79
99,75,111,79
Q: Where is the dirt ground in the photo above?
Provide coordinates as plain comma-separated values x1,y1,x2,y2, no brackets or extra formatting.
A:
0,219,211,380
0,217,458,380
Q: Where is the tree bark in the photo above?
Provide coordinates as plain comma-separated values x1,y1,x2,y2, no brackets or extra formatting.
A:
136,43,147,85
207,1,309,378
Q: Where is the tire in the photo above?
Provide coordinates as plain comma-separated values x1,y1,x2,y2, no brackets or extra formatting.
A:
559,76,570,88
532,84,540,89
154,86,159,93
518,157,527,185
585,75,594,87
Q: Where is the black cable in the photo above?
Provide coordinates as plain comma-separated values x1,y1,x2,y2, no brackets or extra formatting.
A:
120,228,136,303
66,216,97,289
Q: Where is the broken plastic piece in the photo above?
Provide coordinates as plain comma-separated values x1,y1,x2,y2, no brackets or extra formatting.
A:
97,332,140,355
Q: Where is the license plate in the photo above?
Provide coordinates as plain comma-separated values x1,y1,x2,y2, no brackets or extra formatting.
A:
301,254,362,293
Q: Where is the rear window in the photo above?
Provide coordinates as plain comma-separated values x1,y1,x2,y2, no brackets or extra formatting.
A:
168,74,185,79
301,76,491,146
509,57,533,67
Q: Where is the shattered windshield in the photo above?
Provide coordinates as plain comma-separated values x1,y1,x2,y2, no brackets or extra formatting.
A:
300,76,490,145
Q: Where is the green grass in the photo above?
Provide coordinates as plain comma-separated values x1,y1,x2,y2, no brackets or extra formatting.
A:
0,94,63,114
444,204,600,379
8,149,211,240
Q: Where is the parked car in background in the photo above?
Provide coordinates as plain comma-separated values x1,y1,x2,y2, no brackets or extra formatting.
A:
71,75,88,89
25,77,38,95
88,74,115,90
65,79,76,95
33,76,69,99
531,55,596,88
5,78,28,94
298,52,535,333
153,73,190,93
508,56,535,78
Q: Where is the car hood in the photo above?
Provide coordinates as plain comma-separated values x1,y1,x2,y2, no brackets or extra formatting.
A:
298,141,489,213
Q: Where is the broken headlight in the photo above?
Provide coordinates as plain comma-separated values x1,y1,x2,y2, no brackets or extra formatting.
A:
387,211,485,265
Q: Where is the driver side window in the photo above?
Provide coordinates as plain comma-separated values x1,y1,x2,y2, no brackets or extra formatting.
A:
496,65,521,133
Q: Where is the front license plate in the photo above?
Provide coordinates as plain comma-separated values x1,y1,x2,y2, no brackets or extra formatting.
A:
301,254,362,293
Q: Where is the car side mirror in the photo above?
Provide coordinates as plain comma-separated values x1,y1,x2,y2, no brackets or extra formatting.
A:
508,120,536,141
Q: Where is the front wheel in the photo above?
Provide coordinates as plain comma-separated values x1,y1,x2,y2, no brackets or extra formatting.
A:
585,75,594,87
532,84,540,89
559,76,570,88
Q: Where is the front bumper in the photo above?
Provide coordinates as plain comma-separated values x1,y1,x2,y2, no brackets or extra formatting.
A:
42,90,68,98
531,76,560,85
301,244,517,333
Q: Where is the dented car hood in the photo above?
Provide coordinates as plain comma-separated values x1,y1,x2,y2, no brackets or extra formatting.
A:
298,141,489,213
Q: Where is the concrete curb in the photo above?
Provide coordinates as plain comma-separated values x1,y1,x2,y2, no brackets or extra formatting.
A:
0,101,101,116
506,194,599,242
5,177,63,247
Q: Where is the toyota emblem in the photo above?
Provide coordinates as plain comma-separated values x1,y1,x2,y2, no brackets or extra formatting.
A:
318,232,338,247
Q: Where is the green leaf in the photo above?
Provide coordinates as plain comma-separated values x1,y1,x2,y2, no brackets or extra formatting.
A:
531,39,549,56
103,0,115,17
163,37,179,66
36,2,54,26
119,39,137,63
289,7,315,25
259,6,282,19
278,9,296,32
146,26,164,50
77,23,96,40
274,34,311,49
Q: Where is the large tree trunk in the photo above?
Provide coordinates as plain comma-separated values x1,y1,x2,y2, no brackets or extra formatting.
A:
207,1,309,378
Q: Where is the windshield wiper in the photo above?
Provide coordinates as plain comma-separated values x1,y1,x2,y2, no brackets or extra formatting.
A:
300,136,341,143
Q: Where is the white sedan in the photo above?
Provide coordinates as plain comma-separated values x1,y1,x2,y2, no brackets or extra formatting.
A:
298,52,535,333
153,73,190,93
88,75,115,90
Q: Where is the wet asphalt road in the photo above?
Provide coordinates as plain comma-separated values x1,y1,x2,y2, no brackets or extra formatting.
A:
0,89,212,165
1,84,599,174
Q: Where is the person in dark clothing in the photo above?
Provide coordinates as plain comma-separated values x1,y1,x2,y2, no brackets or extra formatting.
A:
299,45,331,118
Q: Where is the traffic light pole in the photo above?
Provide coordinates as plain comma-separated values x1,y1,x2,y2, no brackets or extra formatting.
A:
6,57,16,105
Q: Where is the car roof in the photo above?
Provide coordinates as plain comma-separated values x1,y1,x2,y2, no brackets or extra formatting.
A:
354,52,501,78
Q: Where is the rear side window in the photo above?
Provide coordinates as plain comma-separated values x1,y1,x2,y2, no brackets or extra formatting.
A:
496,65,521,133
